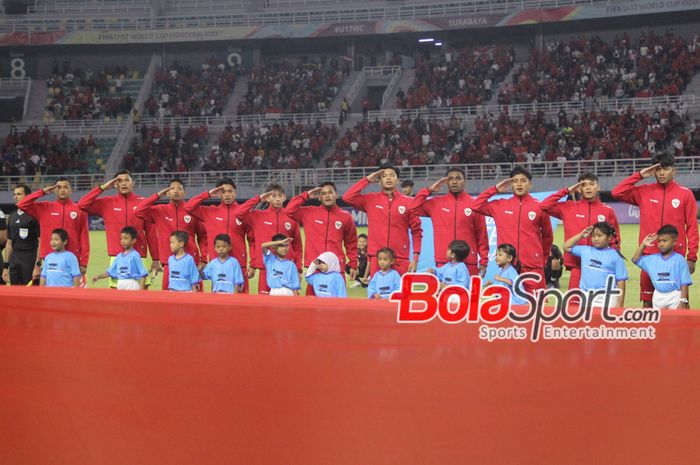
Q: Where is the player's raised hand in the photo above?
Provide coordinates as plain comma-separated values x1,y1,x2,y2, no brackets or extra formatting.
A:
100,177,119,191
567,181,585,200
366,169,384,183
307,187,322,199
43,184,59,194
642,233,658,247
259,191,275,203
156,186,173,198
495,178,515,193
208,185,224,196
429,177,449,194
640,163,661,179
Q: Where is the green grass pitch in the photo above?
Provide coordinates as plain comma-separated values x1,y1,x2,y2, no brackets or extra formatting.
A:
86,224,644,303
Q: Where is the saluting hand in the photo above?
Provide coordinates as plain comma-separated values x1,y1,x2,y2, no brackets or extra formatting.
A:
208,185,224,196
307,187,322,199
495,178,515,193
43,184,59,194
259,191,275,203
640,163,661,179
100,177,119,191
366,169,384,183
429,177,449,194
567,181,585,200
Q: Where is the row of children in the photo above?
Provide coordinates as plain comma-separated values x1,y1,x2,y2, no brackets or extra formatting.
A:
40,217,691,309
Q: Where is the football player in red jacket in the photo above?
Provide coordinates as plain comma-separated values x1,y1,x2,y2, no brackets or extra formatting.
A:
612,154,698,307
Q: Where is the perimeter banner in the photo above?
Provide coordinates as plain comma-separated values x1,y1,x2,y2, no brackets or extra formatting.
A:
2,0,700,46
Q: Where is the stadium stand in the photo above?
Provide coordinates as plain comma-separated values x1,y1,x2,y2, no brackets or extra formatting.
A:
124,123,209,173
144,58,239,118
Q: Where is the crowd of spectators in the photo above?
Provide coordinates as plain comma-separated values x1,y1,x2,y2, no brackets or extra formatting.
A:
124,123,209,173
1,125,98,176
398,45,515,109
236,58,345,115
144,58,239,119
498,30,700,105
45,64,134,120
201,121,337,171
324,104,688,168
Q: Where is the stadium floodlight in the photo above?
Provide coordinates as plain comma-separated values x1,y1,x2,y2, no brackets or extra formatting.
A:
418,38,434,43
435,42,443,46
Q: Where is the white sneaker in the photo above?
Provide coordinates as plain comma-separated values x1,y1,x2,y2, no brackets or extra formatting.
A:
350,281,362,288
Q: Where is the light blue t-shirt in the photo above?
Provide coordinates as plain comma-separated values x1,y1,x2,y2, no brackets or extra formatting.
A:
306,272,347,297
367,269,402,299
570,245,628,291
168,253,201,291
108,249,148,281
203,256,245,293
635,252,692,293
495,264,527,305
263,250,300,290
41,250,81,287
436,262,470,288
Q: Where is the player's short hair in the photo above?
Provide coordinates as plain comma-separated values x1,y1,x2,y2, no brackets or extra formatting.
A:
170,230,189,245
52,228,69,242
578,172,598,182
379,163,400,178
56,176,71,186
377,247,396,260
446,167,466,179
216,178,236,189
401,180,414,188
657,224,679,238
651,153,675,168
14,184,31,195
267,183,285,194
116,169,131,177
120,226,138,240
169,178,185,188
358,233,368,240
448,240,470,262
319,181,337,191
509,165,532,181
272,233,288,242
214,233,232,245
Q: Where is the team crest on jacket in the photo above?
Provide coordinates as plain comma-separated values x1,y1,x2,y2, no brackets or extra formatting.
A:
598,215,605,222
285,222,292,231
672,198,680,208
528,211,536,221
70,211,78,220
464,208,472,216
236,218,242,226
335,220,342,230
398,206,406,214
184,215,192,223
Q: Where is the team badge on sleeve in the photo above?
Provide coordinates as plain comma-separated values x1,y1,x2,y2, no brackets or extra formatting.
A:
70,211,78,220
285,222,292,231
598,215,605,222
528,211,536,221
184,215,192,223
464,208,472,216
398,206,406,214
335,220,342,230
672,198,680,208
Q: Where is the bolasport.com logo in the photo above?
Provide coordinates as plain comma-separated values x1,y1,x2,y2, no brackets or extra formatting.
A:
389,273,659,342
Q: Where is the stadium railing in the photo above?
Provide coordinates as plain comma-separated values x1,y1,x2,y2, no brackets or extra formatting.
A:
0,0,610,33
3,156,698,193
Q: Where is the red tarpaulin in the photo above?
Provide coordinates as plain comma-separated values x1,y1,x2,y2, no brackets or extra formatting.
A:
1,287,698,465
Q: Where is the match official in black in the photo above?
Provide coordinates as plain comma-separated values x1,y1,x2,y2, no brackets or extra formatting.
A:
2,185,41,285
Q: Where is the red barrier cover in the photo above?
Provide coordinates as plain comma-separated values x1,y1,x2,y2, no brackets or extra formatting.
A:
1,287,699,465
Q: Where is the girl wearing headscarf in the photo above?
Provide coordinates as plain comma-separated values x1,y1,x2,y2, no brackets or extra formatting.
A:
305,251,347,298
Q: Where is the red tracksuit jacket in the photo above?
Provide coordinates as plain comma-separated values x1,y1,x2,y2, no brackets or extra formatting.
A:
134,195,207,265
342,178,422,260
409,188,489,267
472,186,553,270
236,196,303,271
285,192,358,269
77,186,159,259
184,192,254,270
18,190,90,267
612,173,698,261
540,189,621,268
